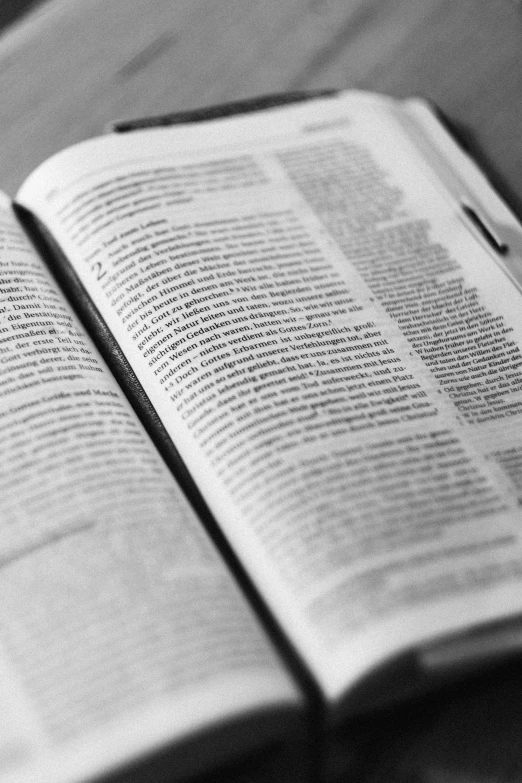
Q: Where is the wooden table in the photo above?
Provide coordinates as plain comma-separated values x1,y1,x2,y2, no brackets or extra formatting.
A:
2,1,522,781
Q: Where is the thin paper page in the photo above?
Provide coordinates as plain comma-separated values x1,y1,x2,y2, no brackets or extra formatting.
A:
17,92,522,700
0,195,296,782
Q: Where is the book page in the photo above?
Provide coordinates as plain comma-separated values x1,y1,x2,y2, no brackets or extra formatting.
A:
0,194,297,783
17,91,522,701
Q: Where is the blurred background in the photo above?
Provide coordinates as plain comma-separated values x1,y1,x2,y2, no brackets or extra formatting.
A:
0,0,42,30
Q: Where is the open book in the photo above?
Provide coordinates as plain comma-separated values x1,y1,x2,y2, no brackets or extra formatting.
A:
3,89,522,783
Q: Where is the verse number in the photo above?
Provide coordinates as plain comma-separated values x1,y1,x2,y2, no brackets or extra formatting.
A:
90,261,107,281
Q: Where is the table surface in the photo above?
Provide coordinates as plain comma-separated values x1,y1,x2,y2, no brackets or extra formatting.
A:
3,1,522,781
